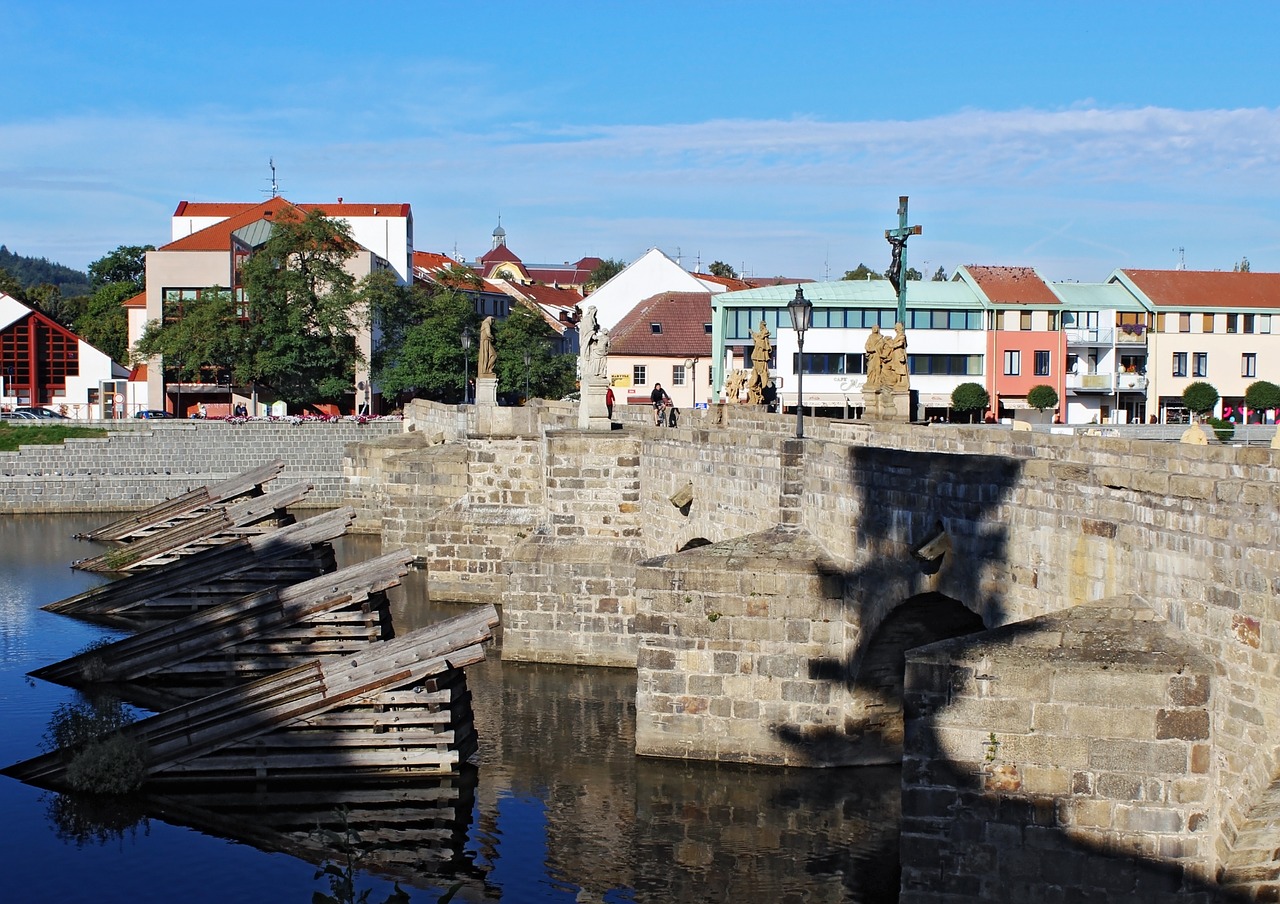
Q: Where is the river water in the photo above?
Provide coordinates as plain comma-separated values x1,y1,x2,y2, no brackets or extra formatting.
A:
0,514,901,903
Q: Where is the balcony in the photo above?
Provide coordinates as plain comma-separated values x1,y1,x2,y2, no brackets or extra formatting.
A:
1066,328,1113,346
1115,326,1148,345
1066,372,1148,393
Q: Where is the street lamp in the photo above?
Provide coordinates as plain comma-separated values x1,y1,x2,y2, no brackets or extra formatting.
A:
460,327,473,404
523,347,532,403
684,357,699,409
787,285,813,438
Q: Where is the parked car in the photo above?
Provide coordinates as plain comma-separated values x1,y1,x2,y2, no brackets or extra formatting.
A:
134,409,175,419
0,410,40,420
13,407,68,420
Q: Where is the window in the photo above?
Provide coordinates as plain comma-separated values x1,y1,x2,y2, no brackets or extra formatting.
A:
1227,314,1239,334
1034,350,1050,376
1172,352,1187,378
703,323,713,334
1202,313,1214,333
1048,312,1058,331
1260,315,1272,335
1156,313,1166,332
1243,353,1257,378
907,354,984,376
1244,314,1256,334
672,364,686,386
1179,312,1191,333
1193,352,1208,378
633,365,647,386
1003,350,1020,376
1020,311,1032,331
650,323,662,334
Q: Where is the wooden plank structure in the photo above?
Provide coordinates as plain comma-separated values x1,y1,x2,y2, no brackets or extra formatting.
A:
30,550,416,707
4,605,500,787
72,481,313,574
75,460,288,541
45,508,354,626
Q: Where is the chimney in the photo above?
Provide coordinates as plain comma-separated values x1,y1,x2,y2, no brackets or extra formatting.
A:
338,197,343,204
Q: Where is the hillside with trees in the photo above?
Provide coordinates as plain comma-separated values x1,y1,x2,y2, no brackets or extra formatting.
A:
0,246,91,298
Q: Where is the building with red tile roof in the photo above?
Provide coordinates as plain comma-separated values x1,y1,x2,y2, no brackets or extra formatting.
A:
469,221,601,291
606,291,713,410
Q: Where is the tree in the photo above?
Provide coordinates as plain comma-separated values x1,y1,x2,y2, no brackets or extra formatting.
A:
587,258,626,289
932,265,949,282
904,267,923,282
1234,256,1251,273
1245,380,1280,413
133,287,245,384
1027,384,1059,413
494,303,578,400
75,283,134,363
1181,381,1219,421
0,266,27,301
88,245,152,289
950,382,990,423
371,281,476,404
842,264,883,281
708,261,738,279
238,209,364,406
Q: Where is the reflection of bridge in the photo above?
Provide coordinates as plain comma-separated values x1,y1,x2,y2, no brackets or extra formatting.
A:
347,398,1280,901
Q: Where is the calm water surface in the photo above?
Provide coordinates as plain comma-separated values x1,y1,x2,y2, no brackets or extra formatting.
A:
0,514,900,903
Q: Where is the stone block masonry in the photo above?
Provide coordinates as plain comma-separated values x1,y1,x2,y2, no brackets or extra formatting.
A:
0,421,403,513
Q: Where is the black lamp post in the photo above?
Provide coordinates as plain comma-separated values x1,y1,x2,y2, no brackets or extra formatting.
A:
461,327,473,404
787,285,813,438
523,348,532,403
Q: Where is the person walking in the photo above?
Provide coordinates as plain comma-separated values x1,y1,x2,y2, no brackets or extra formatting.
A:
650,383,671,426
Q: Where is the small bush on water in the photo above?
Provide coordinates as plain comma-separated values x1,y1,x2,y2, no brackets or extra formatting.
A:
42,697,146,794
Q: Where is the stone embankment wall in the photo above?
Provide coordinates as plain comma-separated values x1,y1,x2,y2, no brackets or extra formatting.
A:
0,420,403,512
348,399,1280,894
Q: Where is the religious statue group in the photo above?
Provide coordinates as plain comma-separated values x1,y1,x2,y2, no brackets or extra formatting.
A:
577,305,611,381
863,322,910,393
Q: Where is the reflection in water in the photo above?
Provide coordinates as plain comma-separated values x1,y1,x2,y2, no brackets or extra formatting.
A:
3,517,902,903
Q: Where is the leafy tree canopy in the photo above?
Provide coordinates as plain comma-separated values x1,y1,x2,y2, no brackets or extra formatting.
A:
88,245,152,290
588,258,626,289
134,287,243,383
1027,384,1059,411
842,264,883,281
76,283,135,363
494,303,578,400
0,245,90,298
1245,380,1280,411
372,282,476,404
904,267,923,282
1181,381,1219,417
951,382,990,416
238,209,364,405
932,265,949,282
708,261,738,279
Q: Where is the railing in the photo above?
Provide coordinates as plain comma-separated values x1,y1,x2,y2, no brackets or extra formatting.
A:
1115,329,1148,345
1065,328,1113,345
1066,372,1148,392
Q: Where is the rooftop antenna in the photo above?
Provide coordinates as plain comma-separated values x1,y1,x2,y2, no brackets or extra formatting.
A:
262,158,282,198
1174,246,1185,270
675,246,682,267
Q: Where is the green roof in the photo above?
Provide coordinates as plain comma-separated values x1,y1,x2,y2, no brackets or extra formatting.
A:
713,279,982,309
1051,282,1144,311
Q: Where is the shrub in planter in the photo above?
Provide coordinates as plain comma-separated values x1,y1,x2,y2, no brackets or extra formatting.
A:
1208,417,1235,442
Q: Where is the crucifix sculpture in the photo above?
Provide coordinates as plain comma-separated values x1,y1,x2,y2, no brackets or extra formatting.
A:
885,195,922,326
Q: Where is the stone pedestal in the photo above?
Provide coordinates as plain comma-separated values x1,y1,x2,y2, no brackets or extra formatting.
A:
476,376,498,407
860,387,912,422
578,378,613,431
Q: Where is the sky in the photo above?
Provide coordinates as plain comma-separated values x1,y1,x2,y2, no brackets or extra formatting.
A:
5,1,1280,284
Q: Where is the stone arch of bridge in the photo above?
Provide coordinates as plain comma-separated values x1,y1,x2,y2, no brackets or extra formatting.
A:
848,592,986,758
677,537,712,552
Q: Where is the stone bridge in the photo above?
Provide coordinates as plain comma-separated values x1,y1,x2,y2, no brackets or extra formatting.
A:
345,399,1280,901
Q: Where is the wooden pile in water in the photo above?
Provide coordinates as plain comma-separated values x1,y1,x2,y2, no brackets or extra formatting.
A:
5,605,499,786
75,460,288,542
46,508,354,627
72,481,313,573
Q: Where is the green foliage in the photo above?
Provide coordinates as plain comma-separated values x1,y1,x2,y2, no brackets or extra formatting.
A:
950,382,990,419
932,265,949,282
372,282,476,403
494,304,578,400
1026,384,1059,412
904,267,923,281
1181,381,1219,417
75,282,136,362
1207,417,1235,442
239,210,364,406
587,258,626,288
708,261,738,279
88,245,152,289
1245,380,1280,411
0,422,106,451
134,287,244,382
42,697,145,795
0,245,91,298
842,263,883,281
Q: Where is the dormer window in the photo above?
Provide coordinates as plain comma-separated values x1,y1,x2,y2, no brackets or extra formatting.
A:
650,323,662,334
703,323,712,334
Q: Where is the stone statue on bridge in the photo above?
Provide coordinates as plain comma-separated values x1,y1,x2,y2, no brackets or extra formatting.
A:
478,316,496,378
747,321,772,405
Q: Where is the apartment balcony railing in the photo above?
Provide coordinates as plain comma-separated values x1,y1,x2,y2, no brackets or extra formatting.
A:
1115,328,1148,345
1066,328,1112,345
1066,372,1148,393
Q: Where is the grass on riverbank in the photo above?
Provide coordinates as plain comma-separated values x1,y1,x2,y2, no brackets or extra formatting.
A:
0,422,107,451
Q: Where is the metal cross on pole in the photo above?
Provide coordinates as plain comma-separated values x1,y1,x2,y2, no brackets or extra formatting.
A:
885,195,923,326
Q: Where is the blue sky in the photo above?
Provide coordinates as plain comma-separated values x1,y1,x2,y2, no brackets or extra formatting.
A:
5,1,1280,283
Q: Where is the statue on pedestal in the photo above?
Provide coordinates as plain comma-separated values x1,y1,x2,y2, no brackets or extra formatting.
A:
747,321,772,405
478,316,496,377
